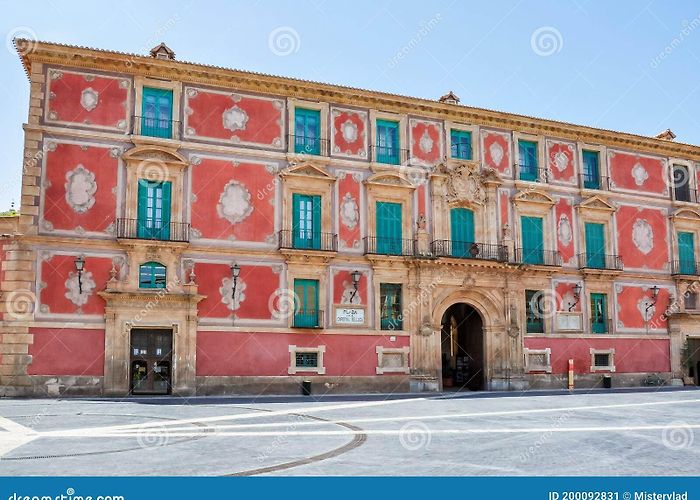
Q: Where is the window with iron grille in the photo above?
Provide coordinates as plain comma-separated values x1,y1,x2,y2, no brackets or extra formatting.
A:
685,292,698,310
295,352,318,368
590,348,615,372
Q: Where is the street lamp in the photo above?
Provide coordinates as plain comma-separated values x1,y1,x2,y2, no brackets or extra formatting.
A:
74,256,85,294
230,263,241,301
349,270,361,303
568,283,582,312
646,285,660,313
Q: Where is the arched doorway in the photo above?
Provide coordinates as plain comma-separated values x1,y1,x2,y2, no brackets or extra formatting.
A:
440,303,484,391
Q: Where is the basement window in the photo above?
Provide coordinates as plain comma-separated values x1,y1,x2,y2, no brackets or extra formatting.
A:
288,345,326,375
590,348,615,372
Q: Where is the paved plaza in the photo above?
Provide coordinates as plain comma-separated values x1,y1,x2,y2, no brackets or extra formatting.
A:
0,388,699,476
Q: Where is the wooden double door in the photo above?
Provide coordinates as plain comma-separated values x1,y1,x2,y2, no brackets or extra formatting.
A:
130,329,173,395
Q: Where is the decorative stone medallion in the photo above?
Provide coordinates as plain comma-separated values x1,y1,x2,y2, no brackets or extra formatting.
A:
419,129,434,153
489,141,504,167
65,271,96,307
340,280,361,305
65,165,97,214
80,88,99,112
341,119,358,143
632,219,654,255
557,214,573,246
222,106,249,132
631,162,649,186
553,151,568,172
217,181,253,224
220,277,247,311
339,192,359,230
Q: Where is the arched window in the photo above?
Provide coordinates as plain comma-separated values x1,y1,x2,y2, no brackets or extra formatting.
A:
139,262,167,289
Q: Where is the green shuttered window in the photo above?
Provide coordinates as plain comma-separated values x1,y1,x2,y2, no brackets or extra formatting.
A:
450,207,475,257
584,222,606,269
376,120,400,164
521,216,544,264
450,130,472,160
139,262,167,289
137,179,171,240
141,87,173,138
678,231,696,275
293,279,320,327
591,293,608,333
582,151,600,189
376,201,402,255
518,140,538,181
292,193,321,249
294,108,321,155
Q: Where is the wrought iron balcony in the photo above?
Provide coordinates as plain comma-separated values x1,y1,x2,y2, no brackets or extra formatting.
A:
364,236,415,257
673,186,698,203
580,173,610,191
514,248,562,266
134,116,179,139
370,145,409,165
288,134,329,156
431,240,507,262
278,230,337,252
116,218,190,243
578,253,623,271
518,165,551,183
292,309,324,329
672,260,700,276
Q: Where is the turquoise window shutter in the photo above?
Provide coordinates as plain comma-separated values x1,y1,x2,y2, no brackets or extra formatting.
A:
450,208,475,257
678,231,696,274
292,194,321,250
376,201,402,255
142,87,173,138
591,293,608,333
293,278,319,327
519,140,538,181
137,180,171,240
450,130,472,160
376,120,400,164
582,151,600,189
584,222,605,268
521,216,544,264
294,108,321,155
160,181,171,240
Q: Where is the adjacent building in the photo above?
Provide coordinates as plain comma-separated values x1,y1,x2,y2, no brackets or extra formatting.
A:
1,39,699,396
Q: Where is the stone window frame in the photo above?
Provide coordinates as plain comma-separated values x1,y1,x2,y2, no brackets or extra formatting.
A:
133,76,182,141
286,98,330,159
668,158,695,203
513,131,546,183
368,110,408,166
445,121,479,162
288,345,326,375
376,346,410,374
577,142,609,191
670,208,700,274
590,347,616,373
512,189,557,260
576,196,618,266
523,347,552,373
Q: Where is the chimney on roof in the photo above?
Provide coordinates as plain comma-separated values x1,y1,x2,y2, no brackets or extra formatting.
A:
655,129,676,141
439,91,460,105
149,43,175,60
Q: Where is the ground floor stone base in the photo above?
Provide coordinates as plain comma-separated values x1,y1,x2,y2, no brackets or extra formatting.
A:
525,372,674,390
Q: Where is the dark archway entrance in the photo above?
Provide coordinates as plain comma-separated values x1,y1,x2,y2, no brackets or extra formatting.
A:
440,303,485,391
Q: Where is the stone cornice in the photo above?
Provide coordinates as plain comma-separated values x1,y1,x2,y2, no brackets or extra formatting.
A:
18,40,700,161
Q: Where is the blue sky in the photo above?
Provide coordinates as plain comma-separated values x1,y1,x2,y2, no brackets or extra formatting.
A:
1,0,699,210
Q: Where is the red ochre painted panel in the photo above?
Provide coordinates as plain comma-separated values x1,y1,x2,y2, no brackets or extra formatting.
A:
46,69,129,130
555,197,575,266
615,205,669,271
28,327,105,376
547,141,576,184
524,337,670,374
332,270,368,305
332,109,367,157
609,151,668,196
44,143,118,233
338,172,361,250
499,190,510,231
40,255,111,315
410,121,441,164
196,262,281,320
555,282,581,312
196,332,409,376
482,131,511,176
616,284,671,331
184,89,284,147
190,158,275,242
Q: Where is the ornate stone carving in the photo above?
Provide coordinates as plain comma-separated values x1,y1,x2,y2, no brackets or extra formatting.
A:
557,214,573,246
65,271,96,307
340,280,361,305
220,277,247,311
65,165,97,214
340,192,359,230
419,130,434,153
217,180,253,224
341,119,358,143
632,219,654,255
223,106,249,132
440,162,490,204
632,162,649,186
80,87,99,112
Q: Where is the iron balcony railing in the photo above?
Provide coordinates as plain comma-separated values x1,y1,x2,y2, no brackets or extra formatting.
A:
431,240,508,262
514,248,562,266
518,165,551,183
590,317,614,334
278,230,338,252
116,218,190,243
673,186,698,203
364,236,415,257
578,253,623,271
288,134,330,156
370,145,409,165
580,173,610,191
450,143,473,161
672,260,700,276
292,309,324,329
134,116,179,139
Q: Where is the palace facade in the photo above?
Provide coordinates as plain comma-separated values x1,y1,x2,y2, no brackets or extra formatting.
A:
2,39,700,397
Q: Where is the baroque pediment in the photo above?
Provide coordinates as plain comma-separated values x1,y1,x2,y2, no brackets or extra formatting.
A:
671,207,700,223
280,161,335,181
577,195,616,213
364,172,414,189
122,145,188,167
513,189,555,207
